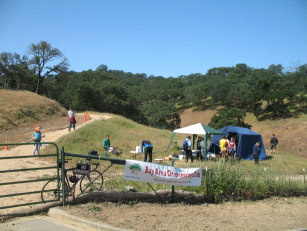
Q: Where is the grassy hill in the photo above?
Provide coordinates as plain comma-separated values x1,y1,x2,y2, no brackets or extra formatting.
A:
0,89,68,143
180,107,307,158
1,89,305,167
40,112,306,200
41,112,306,174
1,90,304,198
52,114,186,159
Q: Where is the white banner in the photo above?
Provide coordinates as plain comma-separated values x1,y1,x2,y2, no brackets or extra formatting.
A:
124,160,202,186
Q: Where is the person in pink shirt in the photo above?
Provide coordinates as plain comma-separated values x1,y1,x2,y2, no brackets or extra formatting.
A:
228,137,237,158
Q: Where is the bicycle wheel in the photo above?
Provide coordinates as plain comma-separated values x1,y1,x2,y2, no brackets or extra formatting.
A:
80,170,103,194
41,179,68,203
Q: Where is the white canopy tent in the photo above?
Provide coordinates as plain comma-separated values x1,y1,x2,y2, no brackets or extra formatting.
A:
166,123,224,158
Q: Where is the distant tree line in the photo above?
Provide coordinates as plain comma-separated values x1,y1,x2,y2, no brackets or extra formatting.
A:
1,41,306,129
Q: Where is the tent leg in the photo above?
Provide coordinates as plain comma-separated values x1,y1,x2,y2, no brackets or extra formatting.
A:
204,135,207,161
166,132,176,154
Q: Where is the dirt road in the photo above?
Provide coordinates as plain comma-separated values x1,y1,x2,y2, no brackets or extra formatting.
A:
0,114,111,215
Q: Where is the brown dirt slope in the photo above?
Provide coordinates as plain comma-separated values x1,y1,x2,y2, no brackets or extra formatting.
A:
180,107,307,157
0,89,68,143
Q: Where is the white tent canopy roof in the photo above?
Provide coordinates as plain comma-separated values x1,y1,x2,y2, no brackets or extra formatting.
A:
173,123,224,135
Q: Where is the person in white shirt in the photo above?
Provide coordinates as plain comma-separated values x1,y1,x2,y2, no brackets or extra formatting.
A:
67,108,76,131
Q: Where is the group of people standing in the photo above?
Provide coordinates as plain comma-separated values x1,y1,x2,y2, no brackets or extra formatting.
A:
182,133,279,164
219,136,237,160
183,136,206,163
182,135,238,163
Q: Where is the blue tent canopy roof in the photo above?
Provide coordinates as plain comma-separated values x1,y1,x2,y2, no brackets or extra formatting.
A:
220,125,260,135
208,126,266,160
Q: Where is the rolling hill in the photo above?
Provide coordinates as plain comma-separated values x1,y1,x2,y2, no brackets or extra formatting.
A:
0,89,69,143
1,89,306,160
180,107,307,157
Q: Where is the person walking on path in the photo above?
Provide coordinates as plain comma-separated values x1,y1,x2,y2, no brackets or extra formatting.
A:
67,108,76,131
253,142,261,165
183,136,193,163
270,134,278,155
103,135,111,151
32,127,44,156
141,140,153,162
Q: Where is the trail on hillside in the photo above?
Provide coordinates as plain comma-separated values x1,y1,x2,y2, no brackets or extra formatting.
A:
0,113,111,215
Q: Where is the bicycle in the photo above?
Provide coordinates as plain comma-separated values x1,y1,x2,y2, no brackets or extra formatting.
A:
41,158,104,203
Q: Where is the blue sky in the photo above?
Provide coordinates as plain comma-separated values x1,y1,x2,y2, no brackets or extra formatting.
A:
0,0,306,77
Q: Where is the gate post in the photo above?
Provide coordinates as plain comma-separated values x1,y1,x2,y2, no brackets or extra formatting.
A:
61,147,66,207
171,160,175,203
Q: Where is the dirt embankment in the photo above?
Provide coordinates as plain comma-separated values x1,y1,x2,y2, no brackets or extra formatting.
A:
0,89,69,144
62,197,307,231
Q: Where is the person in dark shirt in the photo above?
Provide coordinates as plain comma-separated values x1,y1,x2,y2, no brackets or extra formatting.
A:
141,140,153,162
253,142,261,165
270,134,278,155
183,136,193,163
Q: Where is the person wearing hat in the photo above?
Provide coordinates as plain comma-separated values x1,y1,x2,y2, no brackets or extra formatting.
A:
183,136,193,163
32,127,44,156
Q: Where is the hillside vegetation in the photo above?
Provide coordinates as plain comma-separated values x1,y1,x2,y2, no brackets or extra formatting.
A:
1,41,306,130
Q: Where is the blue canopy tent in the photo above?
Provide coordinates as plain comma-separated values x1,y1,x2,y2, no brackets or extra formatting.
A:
208,126,266,160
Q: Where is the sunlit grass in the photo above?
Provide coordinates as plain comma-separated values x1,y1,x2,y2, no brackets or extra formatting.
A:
41,113,307,202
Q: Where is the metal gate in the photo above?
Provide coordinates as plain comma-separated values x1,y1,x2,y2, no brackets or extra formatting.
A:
61,148,126,206
0,142,60,210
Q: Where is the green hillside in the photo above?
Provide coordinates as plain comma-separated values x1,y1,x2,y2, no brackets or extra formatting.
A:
44,113,306,174
43,112,306,201
52,114,185,160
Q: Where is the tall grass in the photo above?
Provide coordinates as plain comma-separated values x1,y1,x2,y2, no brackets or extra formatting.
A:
180,163,306,203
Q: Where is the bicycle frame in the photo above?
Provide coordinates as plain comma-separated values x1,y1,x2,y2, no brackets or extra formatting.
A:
63,167,80,199
61,159,101,201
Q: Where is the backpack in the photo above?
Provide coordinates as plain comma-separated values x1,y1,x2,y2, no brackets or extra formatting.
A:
183,140,190,151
